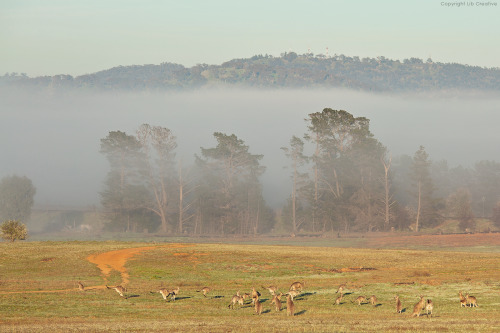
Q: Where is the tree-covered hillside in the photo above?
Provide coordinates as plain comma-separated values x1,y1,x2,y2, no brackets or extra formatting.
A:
2,52,500,92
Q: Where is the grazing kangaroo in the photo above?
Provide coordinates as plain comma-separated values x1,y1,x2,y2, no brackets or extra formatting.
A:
197,287,211,297
271,292,283,312
289,281,305,291
336,283,347,294
370,295,377,306
287,290,300,301
158,287,179,301
395,295,403,314
459,291,467,307
286,294,295,316
425,299,433,317
262,285,278,295
335,292,343,305
106,285,126,298
228,294,244,309
77,281,85,292
254,297,263,315
353,296,367,305
411,296,425,317
466,293,478,307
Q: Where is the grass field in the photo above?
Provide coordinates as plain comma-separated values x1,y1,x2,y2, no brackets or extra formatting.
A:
1,235,499,332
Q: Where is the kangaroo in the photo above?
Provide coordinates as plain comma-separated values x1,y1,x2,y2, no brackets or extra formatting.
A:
251,287,261,304
370,295,377,306
77,281,85,292
289,281,305,291
395,295,402,314
262,285,278,295
157,288,170,301
411,296,425,317
459,291,467,307
271,292,283,312
158,287,179,301
106,285,126,298
197,286,211,297
336,282,347,294
254,297,263,315
466,293,478,307
228,294,244,309
425,299,433,317
287,289,300,301
353,296,367,305
286,294,295,317
335,292,343,305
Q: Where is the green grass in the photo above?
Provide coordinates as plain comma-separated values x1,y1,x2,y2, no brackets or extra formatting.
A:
0,241,499,332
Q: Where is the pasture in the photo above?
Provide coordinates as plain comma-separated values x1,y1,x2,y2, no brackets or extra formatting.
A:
0,235,499,332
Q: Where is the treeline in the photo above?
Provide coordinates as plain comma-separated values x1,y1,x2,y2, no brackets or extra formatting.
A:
100,109,500,235
3,52,500,92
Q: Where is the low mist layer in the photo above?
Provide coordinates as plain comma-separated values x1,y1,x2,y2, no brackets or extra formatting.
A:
1,88,499,208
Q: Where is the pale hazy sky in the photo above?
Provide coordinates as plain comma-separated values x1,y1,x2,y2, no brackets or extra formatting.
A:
1,0,499,76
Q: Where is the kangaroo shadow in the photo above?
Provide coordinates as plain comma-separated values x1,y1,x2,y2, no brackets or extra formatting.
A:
295,310,307,316
211,295,224,299
401,308,407,313
262,309,271,314
375,303,383,307
342,292,353,296
175,296,191,301
125,294,140,299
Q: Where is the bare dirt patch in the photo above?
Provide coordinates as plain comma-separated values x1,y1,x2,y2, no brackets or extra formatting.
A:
86,243,193,286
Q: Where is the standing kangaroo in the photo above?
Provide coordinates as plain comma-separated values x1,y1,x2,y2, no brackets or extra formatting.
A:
286,294,295,317
336,283,347,294
370,295,377,306
254,297,263,315
411,296,425,317
466,293,478,307
77,281,85,292
271,292,283,311
425,299,434,317
335,292,343,305
459,291,467,307
395,295,403,314
251,287,261,304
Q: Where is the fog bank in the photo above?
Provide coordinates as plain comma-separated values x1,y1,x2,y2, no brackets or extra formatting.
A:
1,88,499,208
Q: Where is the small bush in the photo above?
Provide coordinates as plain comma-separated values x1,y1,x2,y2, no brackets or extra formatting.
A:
1,220,28,242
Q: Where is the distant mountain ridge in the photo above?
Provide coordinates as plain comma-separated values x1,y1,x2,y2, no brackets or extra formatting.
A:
2,52,500,92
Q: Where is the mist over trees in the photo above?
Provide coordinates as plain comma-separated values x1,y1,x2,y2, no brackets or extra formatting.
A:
0,175,36,222
98,110,500,235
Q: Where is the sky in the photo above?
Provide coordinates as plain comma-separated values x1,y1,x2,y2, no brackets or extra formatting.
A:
1,0,500,76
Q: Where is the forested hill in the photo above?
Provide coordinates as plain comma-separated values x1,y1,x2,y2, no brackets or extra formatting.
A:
2,52,500,92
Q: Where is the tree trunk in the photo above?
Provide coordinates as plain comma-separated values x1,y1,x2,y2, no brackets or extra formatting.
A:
416,180,421,232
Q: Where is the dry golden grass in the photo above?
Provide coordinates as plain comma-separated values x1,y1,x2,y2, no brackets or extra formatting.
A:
0,239,499,332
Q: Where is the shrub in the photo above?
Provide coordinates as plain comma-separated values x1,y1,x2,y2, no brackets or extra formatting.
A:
1,220,28,242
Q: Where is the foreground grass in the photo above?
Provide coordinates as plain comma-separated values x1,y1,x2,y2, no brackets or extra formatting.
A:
0,241,499,332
